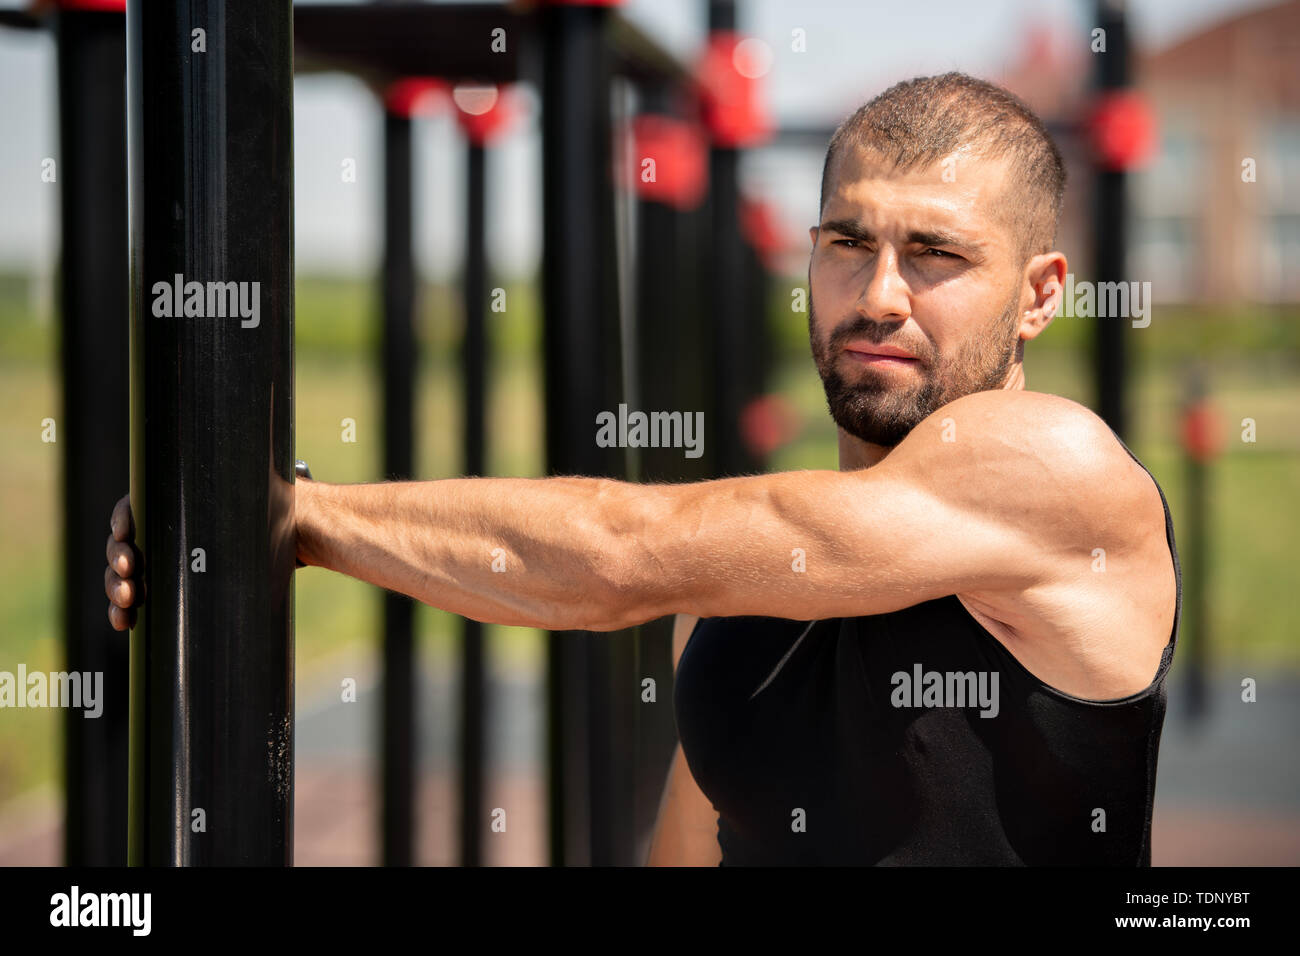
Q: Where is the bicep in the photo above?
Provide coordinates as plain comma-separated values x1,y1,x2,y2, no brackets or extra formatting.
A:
659,464,1040,623
655,392,1117,622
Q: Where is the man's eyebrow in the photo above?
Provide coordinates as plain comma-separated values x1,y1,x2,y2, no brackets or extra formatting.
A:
819,218,874,242
907,228,984,251
819,218,986,252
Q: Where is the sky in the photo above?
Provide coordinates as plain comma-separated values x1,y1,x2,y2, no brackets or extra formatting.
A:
0,0,1282,282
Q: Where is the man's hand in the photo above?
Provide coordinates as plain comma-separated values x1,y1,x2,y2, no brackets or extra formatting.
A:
105,493,145,631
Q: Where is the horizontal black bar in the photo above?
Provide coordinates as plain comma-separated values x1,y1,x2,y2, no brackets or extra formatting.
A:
294,2,523,83
0,9,42,30
7,4,701,92
293,4,690,90
608,12,692,86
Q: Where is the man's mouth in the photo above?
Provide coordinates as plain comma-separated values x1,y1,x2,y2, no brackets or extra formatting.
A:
842,342,921,369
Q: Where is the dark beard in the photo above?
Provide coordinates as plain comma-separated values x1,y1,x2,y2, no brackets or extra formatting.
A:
808,291,1021,447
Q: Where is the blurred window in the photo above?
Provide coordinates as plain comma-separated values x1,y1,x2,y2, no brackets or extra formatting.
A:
1260,119,1300,301
1132,118,1202,302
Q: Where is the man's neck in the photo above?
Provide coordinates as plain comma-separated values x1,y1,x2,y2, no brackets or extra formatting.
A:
837,364,1027,471
837,435,891,471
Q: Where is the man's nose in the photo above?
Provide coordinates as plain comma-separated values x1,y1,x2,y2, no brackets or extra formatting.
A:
856,246,910,323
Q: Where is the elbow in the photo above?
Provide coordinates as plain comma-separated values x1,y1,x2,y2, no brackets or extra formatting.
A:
528,556,653,633
541,478,673,633
538,598,656,634
572,529,664,633
581,547,661,632
595,481,674,629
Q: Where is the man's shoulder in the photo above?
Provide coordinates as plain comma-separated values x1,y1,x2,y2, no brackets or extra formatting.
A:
917,389,1129,476
894,389,1159,538
911,392,1174,698
926,388,1111,446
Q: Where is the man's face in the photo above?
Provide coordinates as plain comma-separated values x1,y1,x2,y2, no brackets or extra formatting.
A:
808,146,1026,447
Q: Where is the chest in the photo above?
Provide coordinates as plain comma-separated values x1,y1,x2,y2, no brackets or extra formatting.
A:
671,605,1015,803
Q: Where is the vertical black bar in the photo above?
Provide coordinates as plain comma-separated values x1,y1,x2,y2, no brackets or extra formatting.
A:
1181,368,1209,722
1092,0,1129,439
742,233,771,470
459,140,487,867
709,0,736,32
380,108,416,867
678,197,716,484
126,0,295,865
605,80,638,875
635,102,711,484
541,1,629,866
629,88,700,864
707,0,757,477
56,7,130,868
708,149,754,476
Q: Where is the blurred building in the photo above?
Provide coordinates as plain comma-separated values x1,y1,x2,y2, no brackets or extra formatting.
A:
1138,0,1300,304
1002,0,1300,305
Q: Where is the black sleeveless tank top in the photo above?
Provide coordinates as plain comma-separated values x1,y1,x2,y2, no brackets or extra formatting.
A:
672,436,1181,866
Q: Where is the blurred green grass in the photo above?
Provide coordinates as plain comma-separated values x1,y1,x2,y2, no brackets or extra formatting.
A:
0,269,1296,803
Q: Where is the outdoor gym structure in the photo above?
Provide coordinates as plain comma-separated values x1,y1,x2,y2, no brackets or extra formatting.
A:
4,0,1156,866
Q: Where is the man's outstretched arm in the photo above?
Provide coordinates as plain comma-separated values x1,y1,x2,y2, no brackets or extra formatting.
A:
296,390,1150,632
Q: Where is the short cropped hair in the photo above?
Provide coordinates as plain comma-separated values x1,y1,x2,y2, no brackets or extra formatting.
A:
819,72,1066,262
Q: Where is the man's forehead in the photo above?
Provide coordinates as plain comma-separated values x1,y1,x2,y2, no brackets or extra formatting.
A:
823,143,1015,232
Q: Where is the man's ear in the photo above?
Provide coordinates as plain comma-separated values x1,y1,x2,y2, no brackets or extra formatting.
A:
808,225,818,248
1019,251,1067,343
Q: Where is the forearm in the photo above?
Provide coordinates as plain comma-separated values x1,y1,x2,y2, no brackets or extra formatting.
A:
295,474,679,631
295,466,907,630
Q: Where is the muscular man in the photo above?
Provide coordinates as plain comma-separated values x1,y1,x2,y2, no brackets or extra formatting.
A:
106,72,1180,866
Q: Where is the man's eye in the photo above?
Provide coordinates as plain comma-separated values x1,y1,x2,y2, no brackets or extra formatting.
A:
925,248,957,259
832,239,859,248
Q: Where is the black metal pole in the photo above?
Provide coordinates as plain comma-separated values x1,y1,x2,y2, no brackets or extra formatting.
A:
708,151,751,476
709,0,735,33
1092,0,1129,439
634,109,710,483
679,194,716,485
126,0,295,865
707,0,758,477
742,231,772,470
55,5,130,868
540,0,633,866
459,139,487,867
380,107,417,866
1181,366,1210,723
629,88,705,864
